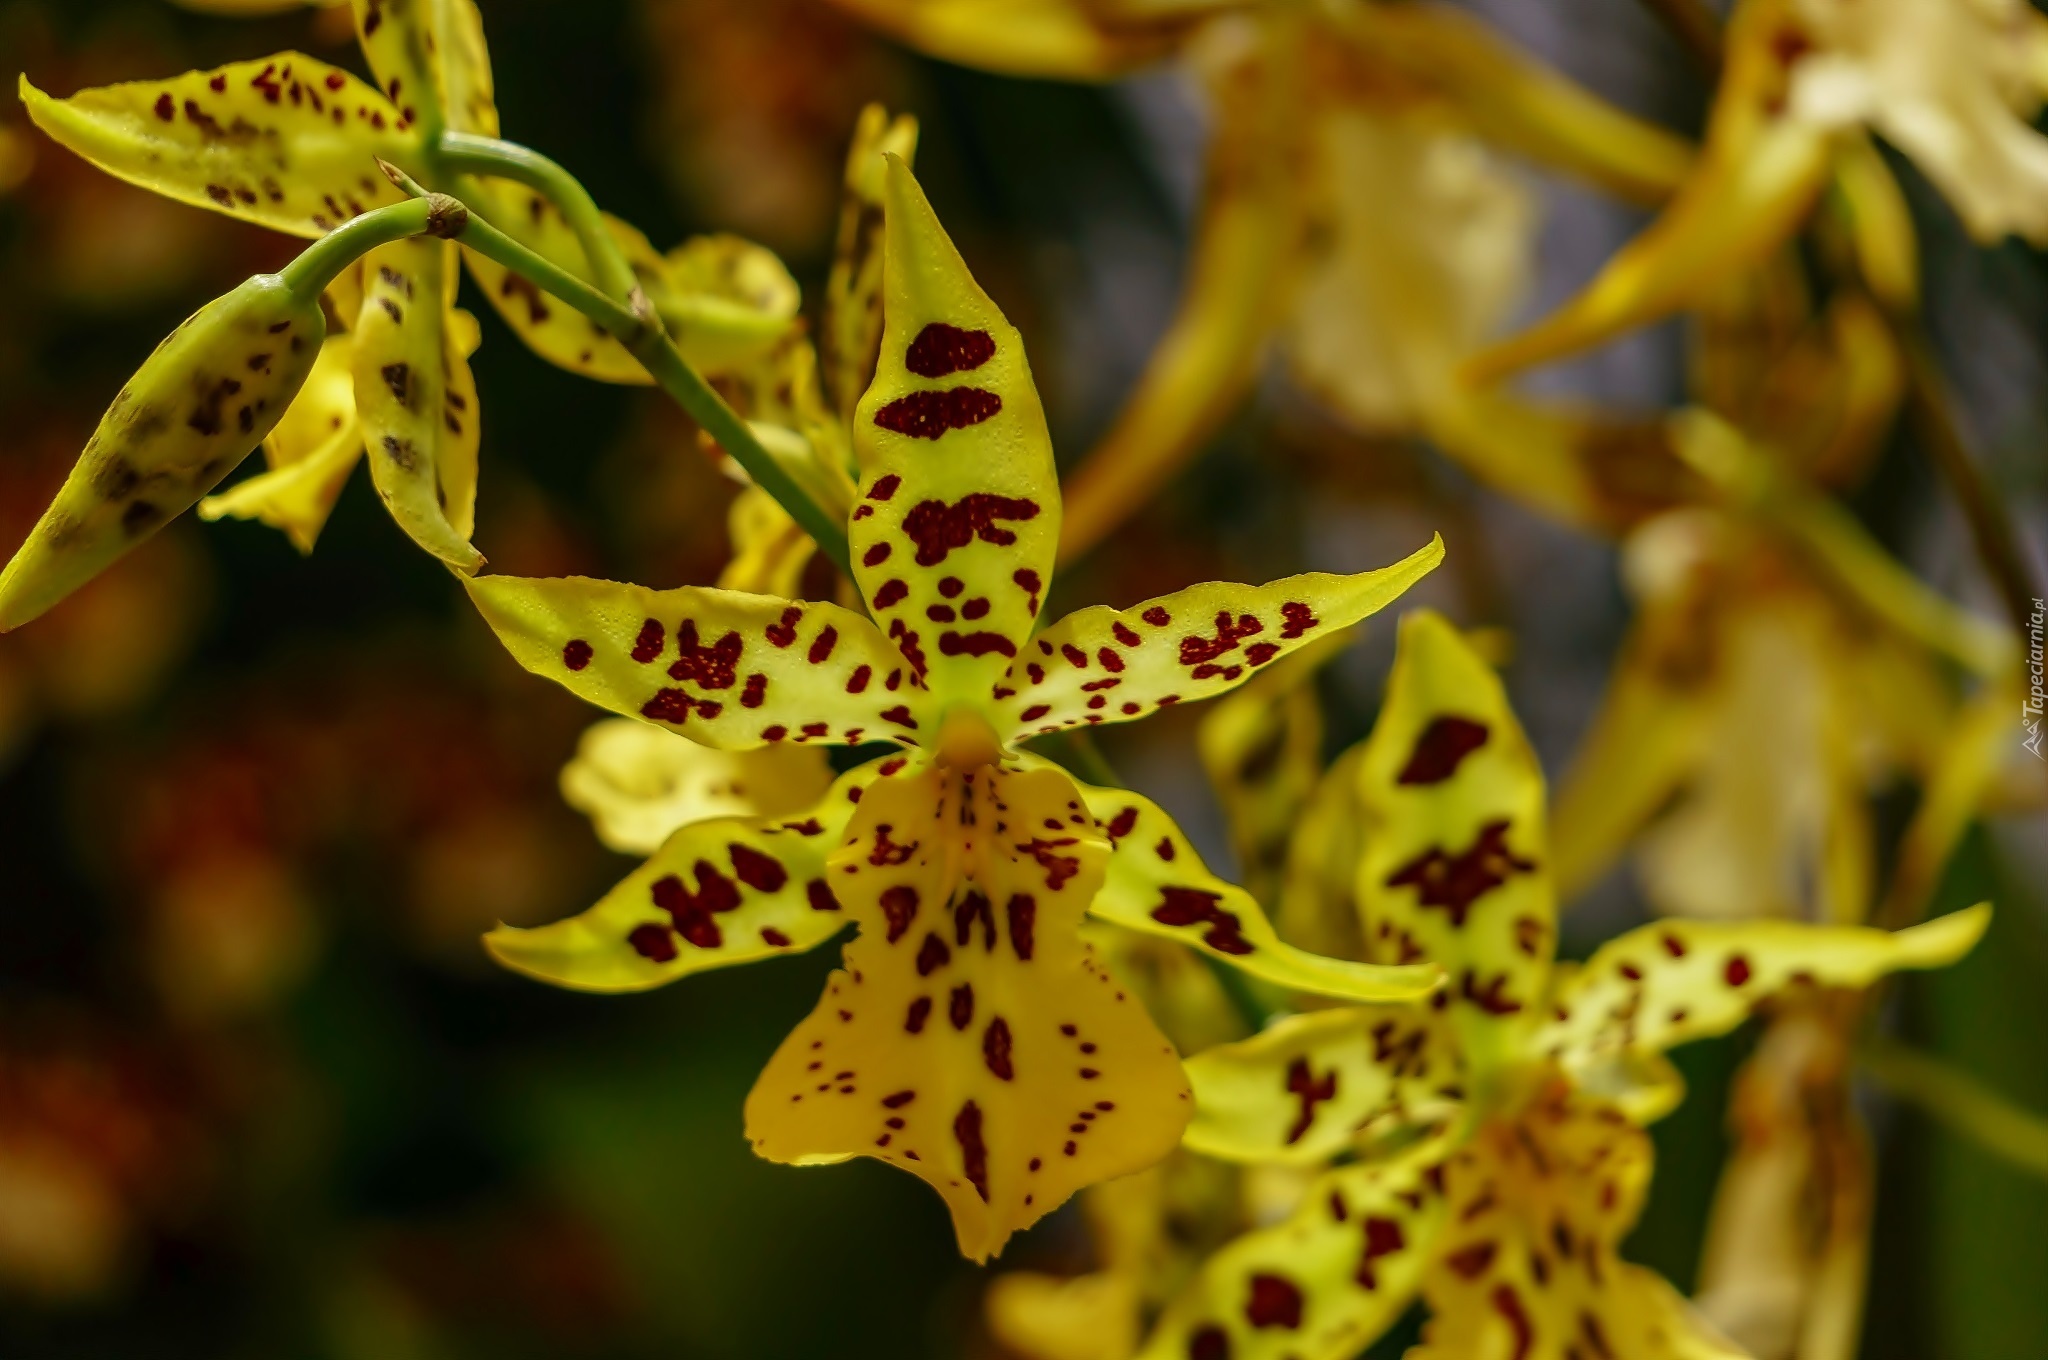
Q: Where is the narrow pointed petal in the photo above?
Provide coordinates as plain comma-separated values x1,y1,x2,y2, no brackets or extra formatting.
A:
821,0,1184,80
0,275,324,630
995,539,1443,743
1135,1150,1445,1360
822,104,920,420
745,759,1193,1262
1071,779,1440,1002
21,63,418,239
851,156,1061,707
1182,1006,1463,1165
1542,904,1991,1070
352,238,483,571
559,717,835,856
487,762,879,992
1356,610,1554,1067
1275,745,1372,964
197,332,361,553
1415,1090,1748,1360
464,575,928,750
350,0,499,140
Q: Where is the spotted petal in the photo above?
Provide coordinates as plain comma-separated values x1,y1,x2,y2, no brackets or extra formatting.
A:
1071,779,1441,1003
744,757,1192,1262
487,761,879,992
1135,1147,1446,1360
21,61,418,240
849,156,1061,709
821,104,920,421
1183,1006,1464,1166
197,331,361,552
352,238,483,570
994,539,1443,742
1414,1089,1747,1360
465,575,930,750
350,0,499,141
1539,903,1991,1073
1356,610,1553,1072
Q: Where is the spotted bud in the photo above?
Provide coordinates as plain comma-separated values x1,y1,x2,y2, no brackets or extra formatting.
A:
0,273,325,630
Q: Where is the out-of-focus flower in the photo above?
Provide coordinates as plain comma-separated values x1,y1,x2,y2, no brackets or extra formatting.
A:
466,157,1444,1260
1130,610,1988,1360
560,717,834,856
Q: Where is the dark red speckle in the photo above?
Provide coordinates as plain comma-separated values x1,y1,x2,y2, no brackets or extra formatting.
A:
1245,1274,1303,1330
631,618,666,663
1384,820,1536,927
982,1017,1014,1080
627,923,677,962
1398,716,1490,785
905,322,996,377
1006,894,1036,961
874,387,1002,440
901,494,1041,567
1724,955,1753,987
954,1101,990,1202
766,606,802,648
1151,887,1253,955
562,639,594,670
881,886,920,942
873,579,909,610
1188,1324,1230,1360
729,844,788,892
806,879,841,912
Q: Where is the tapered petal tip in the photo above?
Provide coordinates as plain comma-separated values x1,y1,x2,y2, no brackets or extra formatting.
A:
1897,901,1992,966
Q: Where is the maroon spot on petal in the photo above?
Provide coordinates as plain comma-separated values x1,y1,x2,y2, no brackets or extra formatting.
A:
154,92,175,120
954,1100,990,1201
1445,1241,1496,1280
1398,716,1492,785
766,606,803,648
1155,837,1176,861
1150,887,1253,955
1017,837,1083,892
1105,807,1138,844
868,473,902,501
1188,1325,1230,1360
982,1017,1014,1081
1618,961,1643,982
761,927,791,947
669,620,743,689
808,626,840,664
949,983,974,1030
863,542,892,567
1724,955,1753,987
953,891,995,950
806,879,841,912
1245,642,1280,666
1020,703,1051,722
874,387,1002,440
1112,622,1141,647
1284,1057,1337,1145
740,674,767,708
915,932,951,976
1384,820,1536,927
1459,969,1524,1016
846,664,872,694
1179,611,1264,667
939,631,1017,658
1245,1274,1303,1330
627,923,677,961
873,579,909,610
1006,894,1036,961
1122,702,1141,715
762,725,788,742
904,998,931,1033
652,862,744,949
1491,1284,1533,1360
881,886,920,942
938,576,964,598
927,604,957,623
881,705,918,729
900,494,1041,567
905,322,997,377
630,619,666,663
1279,602,1320,638
730,844,788,892
1660,932,1689,958
1142,606,1171,627
1013,568,1043,612
562,639,593,670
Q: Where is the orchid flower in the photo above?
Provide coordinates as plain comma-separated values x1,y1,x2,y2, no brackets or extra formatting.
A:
1131,610,1989,1360
822,0,1694,559
463,155,1446,1260
18,0,801,569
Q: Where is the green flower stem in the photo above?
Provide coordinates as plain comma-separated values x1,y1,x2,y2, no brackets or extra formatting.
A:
277,196,443,306
1861,1039,2048,1182
384,172,852,578
436,132,642,305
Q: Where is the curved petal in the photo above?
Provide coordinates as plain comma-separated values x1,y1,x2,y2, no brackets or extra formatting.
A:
1183,1006,1464,1165
850,157,1061,707
1355,610,1554,1068
1071,779,1442,1003
350,0,500,140
559,717,835,855
486,761,879,992
822,0,1183,80
1540,904,1991,1070
21,62,418,240
654,233,805,375
1134,1149,1445,1360
993,539,1443,742
0,275,325,630
822,104,921,421
744,758,1192,1262
464,574,930,749
197,331,362,553
352,238,483,570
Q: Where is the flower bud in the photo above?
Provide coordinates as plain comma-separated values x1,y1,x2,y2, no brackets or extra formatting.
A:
0,273,325,630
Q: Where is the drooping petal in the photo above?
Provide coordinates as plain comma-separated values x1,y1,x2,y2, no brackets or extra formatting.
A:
559,717,835,856
744,758,1193,1262
1462,0,1833,382
486,761,879,992
850,156,1062,708
1413,1088,1748,1360
1134,1146,1446,1360
351,238,483,571
1182,1006,1464,1166
821,0,1185,80
20,62,418,240
464,574,929,750
821,103,920,421
1541,903,1991,1071
197,331,362,553
1354,610,1554,1070
0,274,325,630
993,539,1443,743
1071,778,1442,1003
349,0,500,141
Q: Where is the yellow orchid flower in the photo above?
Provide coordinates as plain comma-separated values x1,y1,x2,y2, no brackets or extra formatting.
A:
1469,0,2048,379
463,157,1445,1261
1133,610,1989,1360
18,0,800,569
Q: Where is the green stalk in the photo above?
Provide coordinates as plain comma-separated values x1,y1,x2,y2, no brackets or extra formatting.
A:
277,196,445,305
436,131,642,304
376,164,852,578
